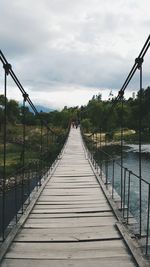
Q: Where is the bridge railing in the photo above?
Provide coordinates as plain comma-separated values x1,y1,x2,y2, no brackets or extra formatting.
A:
81,35,150,255
0,51,69,242
82,130,150,255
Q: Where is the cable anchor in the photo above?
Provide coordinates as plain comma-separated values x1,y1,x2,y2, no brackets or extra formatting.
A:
118,90,124,99
3,63,12,75
23,93,29,102
135,57,144,70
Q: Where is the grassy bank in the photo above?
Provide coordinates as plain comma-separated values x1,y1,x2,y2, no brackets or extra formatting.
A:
0,124,67,180
85,128,150,145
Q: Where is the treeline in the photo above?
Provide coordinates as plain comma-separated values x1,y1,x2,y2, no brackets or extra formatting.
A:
1,85,150,134
0,95,78,130
80,86,150,134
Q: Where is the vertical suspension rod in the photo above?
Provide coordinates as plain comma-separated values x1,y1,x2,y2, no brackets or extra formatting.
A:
138,59,143,237
2,63,11,240
120,91,124,210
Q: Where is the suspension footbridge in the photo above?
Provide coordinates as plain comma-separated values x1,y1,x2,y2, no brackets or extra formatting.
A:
0,36,150,267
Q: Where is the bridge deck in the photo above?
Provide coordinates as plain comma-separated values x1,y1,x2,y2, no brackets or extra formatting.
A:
1,128,136,267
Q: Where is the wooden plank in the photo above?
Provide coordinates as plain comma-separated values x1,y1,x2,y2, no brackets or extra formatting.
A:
35,203,108,208
23,216,116,228
54,170,86,173
51,174,93,177
33,203,109,209
14,225,120,242
47,182,98,185
47,181,96,184
1,257,136,267
38,196,105,201
4,240,132,259
50,179,95,183
42,188,101,192
39,193,104,198
36,200,106,205
48,182,98,185
29,211,114,219
53,174,94,177
41,190,102,196
25,215,116,224
54,169,93,172
14,231,120,242
36,200,107,204
45,185,99,188
34,205,109,210
31,207,111,214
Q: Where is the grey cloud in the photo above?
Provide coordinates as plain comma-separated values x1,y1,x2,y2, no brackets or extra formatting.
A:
0,0,149,107
13,47,127,92
0,0,51,58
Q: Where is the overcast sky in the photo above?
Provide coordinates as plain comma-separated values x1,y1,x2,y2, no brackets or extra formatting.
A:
0,0,150,109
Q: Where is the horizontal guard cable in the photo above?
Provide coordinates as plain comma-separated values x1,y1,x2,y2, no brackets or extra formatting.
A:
0,50,55,135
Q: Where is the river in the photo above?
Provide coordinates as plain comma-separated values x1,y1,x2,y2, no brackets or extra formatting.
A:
98,143,150,233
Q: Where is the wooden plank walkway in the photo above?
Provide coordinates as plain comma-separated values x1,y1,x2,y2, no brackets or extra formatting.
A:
1,128,137,267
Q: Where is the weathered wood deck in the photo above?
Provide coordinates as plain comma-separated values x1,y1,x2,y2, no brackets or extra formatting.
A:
1,128,137,267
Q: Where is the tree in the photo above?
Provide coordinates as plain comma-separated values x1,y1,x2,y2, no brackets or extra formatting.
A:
81,118,92,133
7,100,20,123
20,106,36,125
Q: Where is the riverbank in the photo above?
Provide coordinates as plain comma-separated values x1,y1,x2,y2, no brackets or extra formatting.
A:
85,128,150,145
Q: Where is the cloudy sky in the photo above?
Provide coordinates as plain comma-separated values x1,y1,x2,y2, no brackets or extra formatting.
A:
0,0,149,109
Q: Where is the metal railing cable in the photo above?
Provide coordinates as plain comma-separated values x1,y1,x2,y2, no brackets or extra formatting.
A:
82,130,150,255
0,50,69,242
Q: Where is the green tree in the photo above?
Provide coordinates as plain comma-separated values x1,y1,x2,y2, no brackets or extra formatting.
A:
81,118,92,133
7,99,20,123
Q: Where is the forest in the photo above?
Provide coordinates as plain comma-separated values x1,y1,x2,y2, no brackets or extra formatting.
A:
0,85,150,179
1,86,150,140
81,87,150,131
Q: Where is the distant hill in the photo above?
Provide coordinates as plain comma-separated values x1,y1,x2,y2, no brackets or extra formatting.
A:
32,105,54,113
21,103,55,113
